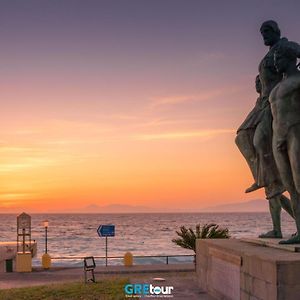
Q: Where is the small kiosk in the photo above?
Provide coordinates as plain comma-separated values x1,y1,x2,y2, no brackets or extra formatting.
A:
16,212,32,272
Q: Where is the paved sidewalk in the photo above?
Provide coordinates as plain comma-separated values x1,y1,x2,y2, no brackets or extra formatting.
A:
0,264,214,299
0,264,194,289
94,263,195,274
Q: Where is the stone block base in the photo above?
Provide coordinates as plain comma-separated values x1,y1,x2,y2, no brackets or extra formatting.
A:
196,239,300,300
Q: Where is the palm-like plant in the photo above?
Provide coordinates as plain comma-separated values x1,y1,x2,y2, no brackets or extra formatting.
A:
172,223,230,253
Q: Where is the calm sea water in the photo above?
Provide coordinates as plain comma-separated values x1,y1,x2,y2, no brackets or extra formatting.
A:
0,213,296,267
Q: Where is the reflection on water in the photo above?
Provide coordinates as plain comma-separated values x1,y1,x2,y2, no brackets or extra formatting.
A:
0,212,295,266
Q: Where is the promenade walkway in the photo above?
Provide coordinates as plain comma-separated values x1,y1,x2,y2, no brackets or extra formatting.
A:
0,264,214,299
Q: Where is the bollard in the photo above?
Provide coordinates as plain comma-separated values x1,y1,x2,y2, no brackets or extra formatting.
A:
42,253,52,269
124,252,133,267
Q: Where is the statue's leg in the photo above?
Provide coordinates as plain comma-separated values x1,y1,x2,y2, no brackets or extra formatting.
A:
235,129,259,191
259,194,294,238
259,192,282,238
256,115,286,238
253,112,284,194
279,194,294,219
289,125,300,196
272,129,300,244
269,196,282,235
280,127,300,244
279,187,300,244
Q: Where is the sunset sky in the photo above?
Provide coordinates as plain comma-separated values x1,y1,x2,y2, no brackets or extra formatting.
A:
1,0,300,212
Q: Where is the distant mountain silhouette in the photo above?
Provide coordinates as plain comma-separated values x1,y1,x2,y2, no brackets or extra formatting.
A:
80,203,152,213
0,200,270,214
202,199,268,212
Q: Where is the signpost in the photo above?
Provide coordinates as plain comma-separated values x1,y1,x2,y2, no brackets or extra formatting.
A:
97,225,115,266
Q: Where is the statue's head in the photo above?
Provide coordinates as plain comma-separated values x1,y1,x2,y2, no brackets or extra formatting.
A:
255,75,262,94
274,42,298,73
260,20,281,46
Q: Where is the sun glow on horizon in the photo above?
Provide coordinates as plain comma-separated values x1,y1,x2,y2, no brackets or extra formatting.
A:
0,107,264,212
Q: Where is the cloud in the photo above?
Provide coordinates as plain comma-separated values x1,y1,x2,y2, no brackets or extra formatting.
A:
134,128,234,141
0,193,37,207
0,193,33,200
150,95,196,107
3,119,116,140
106,114,140,121
0,158,55,173
149,85,247,109
11,129,42,135
0,146,43,153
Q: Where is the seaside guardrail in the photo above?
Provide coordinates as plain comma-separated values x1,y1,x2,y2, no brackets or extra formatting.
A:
50,254,195,265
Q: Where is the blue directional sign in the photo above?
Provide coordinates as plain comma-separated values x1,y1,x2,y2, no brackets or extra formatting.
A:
97,225,115,237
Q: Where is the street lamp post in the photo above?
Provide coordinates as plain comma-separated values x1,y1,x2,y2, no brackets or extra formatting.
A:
42,220,51,269
43,220,49,254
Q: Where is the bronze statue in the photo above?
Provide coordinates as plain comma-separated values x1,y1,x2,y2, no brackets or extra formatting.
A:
236,20,294,238
270,42,300,244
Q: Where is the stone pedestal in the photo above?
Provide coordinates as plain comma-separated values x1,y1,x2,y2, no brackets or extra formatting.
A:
196,239,300,300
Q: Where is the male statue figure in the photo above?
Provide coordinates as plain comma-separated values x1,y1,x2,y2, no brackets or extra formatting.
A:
270,43,300,244
236,20,294,238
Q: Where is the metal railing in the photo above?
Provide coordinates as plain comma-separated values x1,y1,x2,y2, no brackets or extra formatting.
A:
51,254,195,265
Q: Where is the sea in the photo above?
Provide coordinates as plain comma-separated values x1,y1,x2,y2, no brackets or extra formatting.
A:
0,212,296,267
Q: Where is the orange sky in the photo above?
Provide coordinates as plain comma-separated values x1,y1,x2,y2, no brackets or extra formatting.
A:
2,1,297,212
0,87,265,212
